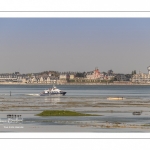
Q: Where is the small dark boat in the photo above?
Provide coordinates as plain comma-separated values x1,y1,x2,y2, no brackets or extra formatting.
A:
132,111,142,115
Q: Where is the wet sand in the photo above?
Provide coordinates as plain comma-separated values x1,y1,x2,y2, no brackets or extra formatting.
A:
0,95,150,132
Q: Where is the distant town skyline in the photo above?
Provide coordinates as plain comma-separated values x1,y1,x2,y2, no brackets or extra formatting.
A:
0,18,150,74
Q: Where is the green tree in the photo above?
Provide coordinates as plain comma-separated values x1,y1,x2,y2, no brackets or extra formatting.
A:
134,70,136,74
131,70,136,75
75,72,85,77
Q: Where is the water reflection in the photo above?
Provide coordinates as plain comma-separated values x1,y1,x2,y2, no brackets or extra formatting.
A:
44,97,60,104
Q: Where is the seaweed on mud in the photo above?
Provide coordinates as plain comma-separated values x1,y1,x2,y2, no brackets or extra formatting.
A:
36,110,96,116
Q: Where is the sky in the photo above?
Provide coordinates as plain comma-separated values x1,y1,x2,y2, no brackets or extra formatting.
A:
0,18,150,74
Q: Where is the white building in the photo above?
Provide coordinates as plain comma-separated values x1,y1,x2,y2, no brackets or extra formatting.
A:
70,74,75,80
132,73,150,83
132,67,150,83
59,74,70,80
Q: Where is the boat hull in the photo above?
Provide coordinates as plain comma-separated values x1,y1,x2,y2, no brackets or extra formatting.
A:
40,92,66,96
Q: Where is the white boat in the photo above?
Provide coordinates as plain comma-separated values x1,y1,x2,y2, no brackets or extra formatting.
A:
40,85,66,96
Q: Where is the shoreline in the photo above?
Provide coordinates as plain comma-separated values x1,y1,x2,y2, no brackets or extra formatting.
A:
0,82,150,85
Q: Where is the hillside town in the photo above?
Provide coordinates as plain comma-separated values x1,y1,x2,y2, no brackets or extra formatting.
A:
0,67,150,85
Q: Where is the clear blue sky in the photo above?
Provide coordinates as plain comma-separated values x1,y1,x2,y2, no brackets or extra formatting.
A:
0,18,150,74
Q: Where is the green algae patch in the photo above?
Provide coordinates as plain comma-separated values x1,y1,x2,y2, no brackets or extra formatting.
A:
36,110,94,116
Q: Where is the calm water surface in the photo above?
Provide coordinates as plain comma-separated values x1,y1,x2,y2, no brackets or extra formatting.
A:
0,85,150,99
